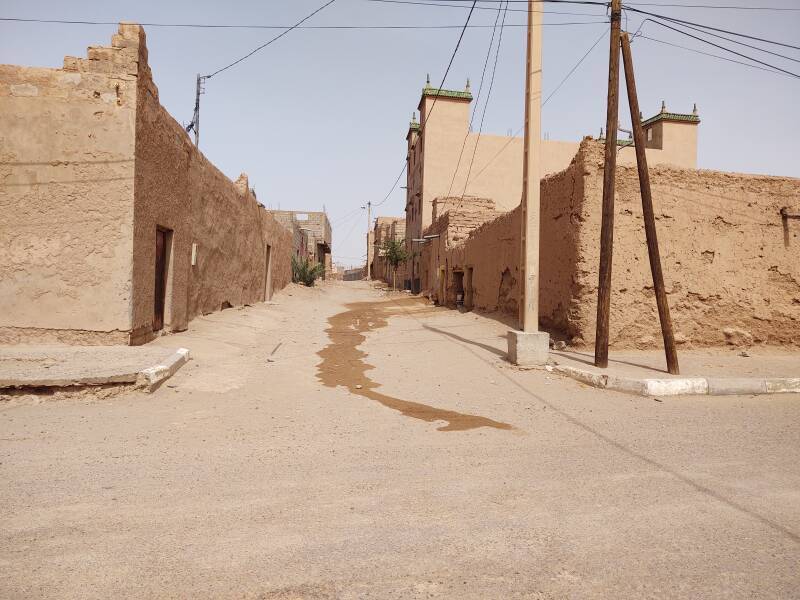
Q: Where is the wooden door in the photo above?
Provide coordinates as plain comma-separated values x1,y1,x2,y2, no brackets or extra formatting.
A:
153,228,168,331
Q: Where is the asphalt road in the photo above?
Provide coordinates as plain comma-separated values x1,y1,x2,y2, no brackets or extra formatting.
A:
2,281,799,599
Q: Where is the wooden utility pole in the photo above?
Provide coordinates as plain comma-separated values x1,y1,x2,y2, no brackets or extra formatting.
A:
620,32,679,374
366,200,372,280
519,0,543,332
594,0,622,368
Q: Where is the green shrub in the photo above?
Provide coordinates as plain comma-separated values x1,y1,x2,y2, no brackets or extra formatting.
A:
292,255,325,287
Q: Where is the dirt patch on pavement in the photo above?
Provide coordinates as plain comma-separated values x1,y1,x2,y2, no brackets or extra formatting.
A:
317,297,514,432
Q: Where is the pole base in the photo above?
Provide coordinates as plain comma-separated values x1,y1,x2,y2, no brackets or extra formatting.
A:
507,330,550,366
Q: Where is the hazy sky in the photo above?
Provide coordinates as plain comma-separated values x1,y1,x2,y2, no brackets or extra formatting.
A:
2,0,798,266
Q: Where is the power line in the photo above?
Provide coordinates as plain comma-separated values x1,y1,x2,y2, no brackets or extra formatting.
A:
207,0,337,78
624,2,800,10
636,33,796,77
622,6,800,51
373,0,479,208
365,0,606,16
645,18,800,78
445,0,507,198
632,16,800,65
467,26,607,187
453,0,510,212
0,16,613,29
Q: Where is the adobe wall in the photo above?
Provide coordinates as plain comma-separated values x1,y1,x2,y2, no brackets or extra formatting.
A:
0,25,140,344
423,139,800,349
131,26,293,341
566,141,800,349
0,23,293,345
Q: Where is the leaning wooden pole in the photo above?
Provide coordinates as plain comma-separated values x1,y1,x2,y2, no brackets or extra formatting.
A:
594,0,622,368
620,32,680,375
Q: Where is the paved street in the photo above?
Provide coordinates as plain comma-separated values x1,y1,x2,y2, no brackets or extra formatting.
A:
2,281,799,599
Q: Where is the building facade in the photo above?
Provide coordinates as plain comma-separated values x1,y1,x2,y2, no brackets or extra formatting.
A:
370,216,407,287
403,78,700,291
0,23,295,345
271,210,333,276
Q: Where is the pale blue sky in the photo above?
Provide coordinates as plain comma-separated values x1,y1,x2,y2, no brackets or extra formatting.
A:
2,0,798,266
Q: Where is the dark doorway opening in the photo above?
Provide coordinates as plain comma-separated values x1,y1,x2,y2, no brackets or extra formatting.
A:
464,267,474,310
264,244,273,301
453,270,465,308
153,226,172,332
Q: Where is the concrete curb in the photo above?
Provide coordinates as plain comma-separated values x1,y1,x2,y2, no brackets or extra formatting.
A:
548,365,800,397
136,348,191,392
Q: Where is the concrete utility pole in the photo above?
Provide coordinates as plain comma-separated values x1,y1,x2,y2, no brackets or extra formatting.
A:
507,0,549,366
366,201,372,280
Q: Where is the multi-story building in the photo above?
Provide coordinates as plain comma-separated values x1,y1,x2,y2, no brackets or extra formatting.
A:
403,77,700,291
271,211,333,277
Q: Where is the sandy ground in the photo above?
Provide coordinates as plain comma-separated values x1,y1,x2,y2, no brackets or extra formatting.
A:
1,280,799,599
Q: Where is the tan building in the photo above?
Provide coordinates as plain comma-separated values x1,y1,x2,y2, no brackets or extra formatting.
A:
404,78,699,291
271,210,332,276
370,216,407,287
0,24,294,345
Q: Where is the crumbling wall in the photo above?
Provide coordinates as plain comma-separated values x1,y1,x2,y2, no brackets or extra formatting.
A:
132,27,293,341
422,139,800,348
0,25,140,344
568,140,800,348
421,204,517,309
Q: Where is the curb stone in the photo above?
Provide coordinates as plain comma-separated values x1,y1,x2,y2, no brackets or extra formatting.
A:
549,363,800,397
136,348,191,392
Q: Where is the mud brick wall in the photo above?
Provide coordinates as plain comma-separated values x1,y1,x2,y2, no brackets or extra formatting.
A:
422,139,800,348
0,23,294,345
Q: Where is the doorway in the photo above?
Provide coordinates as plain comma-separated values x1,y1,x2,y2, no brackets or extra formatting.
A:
153,226,172,332
453,270,465,308
264,244,273,301
464,267,474,310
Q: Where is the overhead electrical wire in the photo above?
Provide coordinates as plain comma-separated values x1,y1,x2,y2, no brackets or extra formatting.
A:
372,0,479,208
364,0,607,16
622,6,800,51
635,33,795,76
632,16,800,64
445,0,507,198
644,18,800,78
0,16,611,29
206,0,337,78
426,0,798,6
466,26,607,187
452,0,510,212
624,2,800,10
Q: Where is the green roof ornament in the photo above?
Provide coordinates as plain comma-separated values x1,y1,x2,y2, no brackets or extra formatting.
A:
465,77,471,92
660,100,666,114
425,73,431,88
692,103,698,116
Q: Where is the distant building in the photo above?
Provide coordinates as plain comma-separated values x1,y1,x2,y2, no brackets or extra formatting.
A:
371,216,406,287
271,211,333,277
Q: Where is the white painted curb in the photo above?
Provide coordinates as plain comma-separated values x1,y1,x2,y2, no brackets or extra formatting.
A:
137,348,190,392
551,363,800,397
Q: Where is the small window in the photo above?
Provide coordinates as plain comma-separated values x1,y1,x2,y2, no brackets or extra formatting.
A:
646,128,653,142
